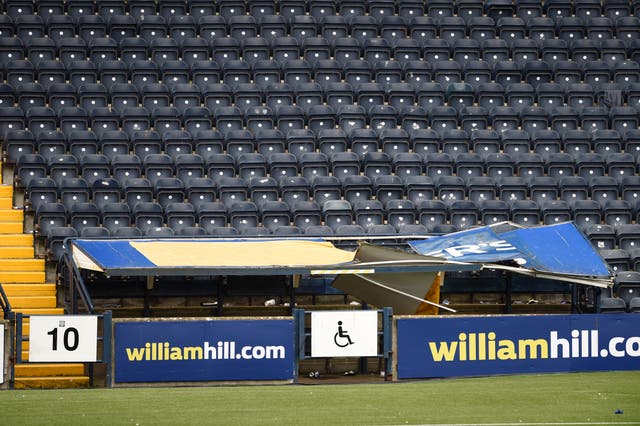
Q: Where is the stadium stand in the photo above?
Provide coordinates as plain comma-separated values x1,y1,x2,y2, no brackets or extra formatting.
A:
0,0,639,334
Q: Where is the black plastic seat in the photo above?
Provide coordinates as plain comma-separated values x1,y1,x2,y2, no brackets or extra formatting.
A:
123,177,154,209
322,200,353,231
100,202,132,233
603,200,633,228
183,177,216,210
91,178,121,210
586,223,616,250
382,199,414,232
614,271,640,307
26,178,58,212
110,154,141,186
353,200,384,230
133,202,165,233
479,199,510,225
165,202,197,233
510,199,540,226
373,175,404,207
36,202,68,237
274,177,307,207
195,202,227,232
417,199,447,231
228,201,259,231
304,176,337,207
468,176,497,203
69,202,101,233
154,177,185,209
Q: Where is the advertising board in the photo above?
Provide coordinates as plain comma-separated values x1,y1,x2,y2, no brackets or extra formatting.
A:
397,314,640,379
114,319,295,382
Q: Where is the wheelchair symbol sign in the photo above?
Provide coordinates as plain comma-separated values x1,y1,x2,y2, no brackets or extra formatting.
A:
334,321,354,348
311,311,378,357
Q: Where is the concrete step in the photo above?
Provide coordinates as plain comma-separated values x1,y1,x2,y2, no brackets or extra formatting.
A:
0,209,23,222
14,376,90,389
15,363,85,377
10,307,64,315
0,246,34,258
0,185,12,197
0,234,33,247
0,258,45,271
0,271,46,283
8,295,57,309
2,283,56,296
0,222,23,233
0,197,12,209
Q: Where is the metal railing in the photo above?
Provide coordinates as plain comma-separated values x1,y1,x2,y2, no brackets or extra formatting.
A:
61,250,96,314
0,283,12,319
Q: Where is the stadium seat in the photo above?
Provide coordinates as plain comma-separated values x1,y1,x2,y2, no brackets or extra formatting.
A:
386,199,417,232
123,178,154,209
448,200,479,231
322,200,353,231
66,132,97,164
602,200,633,228
197,202,228,232
164,203,196,233
598,297,628,313
69,202,101,234
587,224,616,250
601,249,630,274
572,200,602,230
133,202,165,234
417,200,447,231
80,153,111,185
340,175,371,205
353,200,385,230
422,39,451,64
506,199,538,226
218,177,248,208
47,227,78,261
291,200,322,230
614,271,640,307
468,176,497,203
101,202,132,233
621,176,640,205
36,202,68,237
479,199,510,225
91,178,122,210
154,178,185,209
26,178,58,213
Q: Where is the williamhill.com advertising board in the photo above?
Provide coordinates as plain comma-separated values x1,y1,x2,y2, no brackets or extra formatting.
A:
114,319,295,382
397,314,640,379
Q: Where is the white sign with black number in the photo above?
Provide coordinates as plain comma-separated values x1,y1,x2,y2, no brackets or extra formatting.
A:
29,316,98,362
310,311,378,357
0,323,4,384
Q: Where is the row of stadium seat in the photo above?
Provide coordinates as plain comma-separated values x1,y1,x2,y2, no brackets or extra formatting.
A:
2,14,640,43
32,196,640,239
3,37,640,72
3,36,640,69
1,81,638,117
15,147,640,189
2,102,639,134
23,171,640,209
1,59,639,96
2,0,639,22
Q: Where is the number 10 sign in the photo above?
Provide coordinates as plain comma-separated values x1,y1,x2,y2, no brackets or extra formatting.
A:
29,316,98,362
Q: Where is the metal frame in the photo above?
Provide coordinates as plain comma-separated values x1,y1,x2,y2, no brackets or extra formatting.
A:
294,307,394,380
13,311,113,388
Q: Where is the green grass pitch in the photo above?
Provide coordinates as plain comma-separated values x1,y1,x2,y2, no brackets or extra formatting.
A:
1,371,639,425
